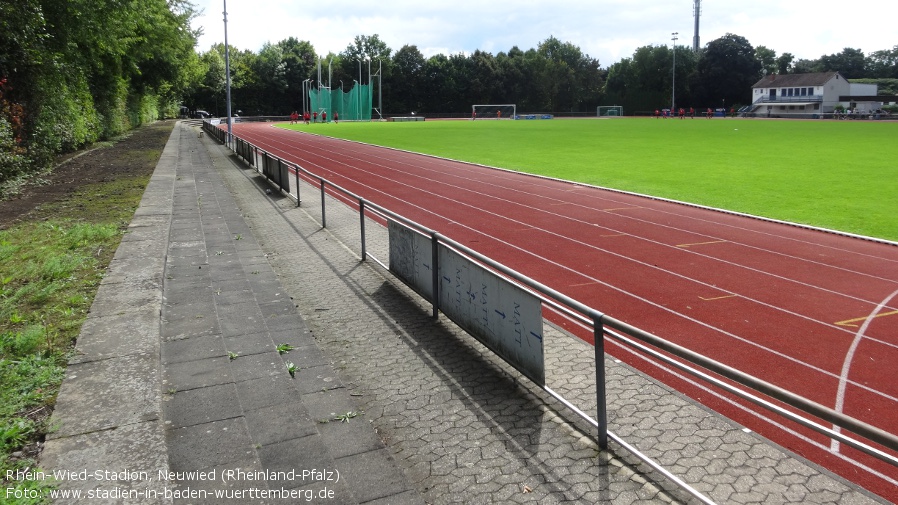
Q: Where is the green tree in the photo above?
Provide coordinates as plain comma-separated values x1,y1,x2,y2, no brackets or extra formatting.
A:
277,38,317,112
755,46,778,76
776,53,794,75
792,58,819,74
690,33,761,108
603,44,694,114
391,45,426,112
495,47,530,109
1,0,199,181
866,46,898,78
818,48,866,78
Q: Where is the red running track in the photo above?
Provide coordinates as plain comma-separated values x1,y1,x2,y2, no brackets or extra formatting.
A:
229,122,898,500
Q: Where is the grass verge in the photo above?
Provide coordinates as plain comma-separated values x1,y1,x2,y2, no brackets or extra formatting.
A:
0,128,168,502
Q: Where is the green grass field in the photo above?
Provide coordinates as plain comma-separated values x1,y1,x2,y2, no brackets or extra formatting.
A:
281,118,898,241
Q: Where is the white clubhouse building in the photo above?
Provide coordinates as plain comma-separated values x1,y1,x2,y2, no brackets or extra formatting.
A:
750,71,884,117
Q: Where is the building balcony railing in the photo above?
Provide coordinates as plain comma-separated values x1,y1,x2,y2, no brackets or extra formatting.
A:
756,95,823,103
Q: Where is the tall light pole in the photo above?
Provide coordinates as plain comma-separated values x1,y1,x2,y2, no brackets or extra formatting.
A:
366,56,371,121
671,32,678,112
302,79,311,117
693,0,702,53
223,0,233,144
377,59,383,120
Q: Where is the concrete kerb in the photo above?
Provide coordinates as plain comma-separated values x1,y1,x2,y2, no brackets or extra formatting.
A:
40,124,178,502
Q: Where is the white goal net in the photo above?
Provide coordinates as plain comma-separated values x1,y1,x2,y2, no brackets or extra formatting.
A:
597,106,623,117
472,104,516,120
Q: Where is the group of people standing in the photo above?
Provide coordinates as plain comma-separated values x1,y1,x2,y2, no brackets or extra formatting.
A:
654,107,737,119
289,110,338,124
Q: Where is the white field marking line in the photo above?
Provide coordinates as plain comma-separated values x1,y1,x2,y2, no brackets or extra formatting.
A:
245,129,898,359
609,333,898,488
299,129,898,269
272,127,898,290
547,305,898,489
262,131,898,336
435,160,898,272
831,287,898,453
256,143,898,406
433,152,898,265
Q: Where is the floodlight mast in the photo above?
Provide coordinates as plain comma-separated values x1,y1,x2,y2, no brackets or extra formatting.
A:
223,0,232,144
693,0,701,52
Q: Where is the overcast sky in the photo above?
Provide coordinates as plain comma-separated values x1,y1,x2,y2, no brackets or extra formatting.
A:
192,0,897,66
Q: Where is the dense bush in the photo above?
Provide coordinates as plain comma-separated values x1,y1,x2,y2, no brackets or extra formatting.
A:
0,0,199,187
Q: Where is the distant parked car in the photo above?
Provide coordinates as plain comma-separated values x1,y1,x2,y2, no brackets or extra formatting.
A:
194,110,211,119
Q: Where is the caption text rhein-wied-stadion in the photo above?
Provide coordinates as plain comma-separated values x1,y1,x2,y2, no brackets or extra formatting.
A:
6,467,340,501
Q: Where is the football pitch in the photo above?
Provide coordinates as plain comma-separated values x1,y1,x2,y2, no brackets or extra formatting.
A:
282,118,898,241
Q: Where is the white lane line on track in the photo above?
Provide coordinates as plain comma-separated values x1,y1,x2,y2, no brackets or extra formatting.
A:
545,305,898,488
831,287,898,452
278,125,898,269
252,128,898,322
241,127,898,357
259,125,898,288
607,336,898,488
251,136,898,406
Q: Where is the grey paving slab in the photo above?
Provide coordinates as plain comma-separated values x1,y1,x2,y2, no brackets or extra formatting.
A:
256,436,334,490
164,355,234,392
69,309,159,364
166,417,257,471
48,351,161,439
223,330,275,356
39,420,172,505
243,402,318,447
161,333,225,364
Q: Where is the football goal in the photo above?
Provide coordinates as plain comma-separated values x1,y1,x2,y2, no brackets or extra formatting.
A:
472,104,517,120
597,106,624,117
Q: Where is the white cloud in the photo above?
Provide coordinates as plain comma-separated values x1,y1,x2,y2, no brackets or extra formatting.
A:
194,0,898,65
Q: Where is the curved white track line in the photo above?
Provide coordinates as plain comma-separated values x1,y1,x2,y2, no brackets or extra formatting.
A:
831,287,898,452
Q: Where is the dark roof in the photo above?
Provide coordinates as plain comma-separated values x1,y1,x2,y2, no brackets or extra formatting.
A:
752,71,843,88
839,95,898,101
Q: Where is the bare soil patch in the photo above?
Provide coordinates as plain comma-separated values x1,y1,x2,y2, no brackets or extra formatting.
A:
0,121,175,228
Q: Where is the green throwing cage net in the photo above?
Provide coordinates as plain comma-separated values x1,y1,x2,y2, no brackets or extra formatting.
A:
309,83,372,121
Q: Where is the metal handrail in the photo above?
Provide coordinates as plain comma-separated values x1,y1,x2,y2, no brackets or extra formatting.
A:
218,127,898,502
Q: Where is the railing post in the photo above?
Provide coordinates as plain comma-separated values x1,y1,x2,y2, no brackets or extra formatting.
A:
320,179,326,228
594,315,608,450
360,200,367,260
431,233,440,319
295,164,300,207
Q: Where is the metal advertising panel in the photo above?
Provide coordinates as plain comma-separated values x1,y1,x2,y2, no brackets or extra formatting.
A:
388,219,545,384
437,243,545,385
388,220,434,302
